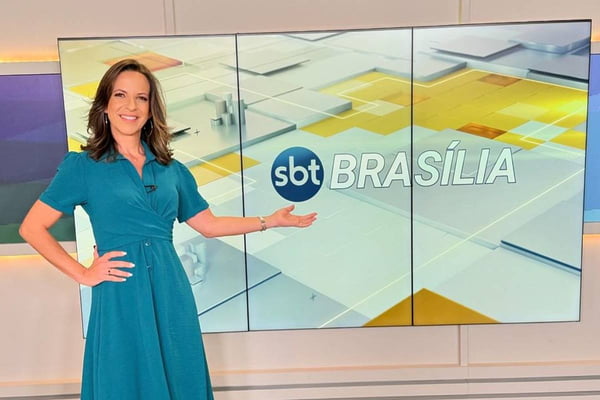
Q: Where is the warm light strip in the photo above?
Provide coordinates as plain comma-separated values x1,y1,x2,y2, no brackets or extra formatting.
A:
0,378,81,387
1,36,599,64
0,55,59,63
0,253,77,262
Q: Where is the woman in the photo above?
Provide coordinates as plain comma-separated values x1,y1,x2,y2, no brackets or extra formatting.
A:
19,59,316,399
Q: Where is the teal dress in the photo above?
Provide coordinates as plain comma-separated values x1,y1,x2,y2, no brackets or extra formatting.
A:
40,142,214,400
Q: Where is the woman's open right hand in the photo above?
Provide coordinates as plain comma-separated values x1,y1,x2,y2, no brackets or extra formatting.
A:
79,248,135,287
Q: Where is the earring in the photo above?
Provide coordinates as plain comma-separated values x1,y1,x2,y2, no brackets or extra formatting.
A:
147,119,154,134
103,113,109,125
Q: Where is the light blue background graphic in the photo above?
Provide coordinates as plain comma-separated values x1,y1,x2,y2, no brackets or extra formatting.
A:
584,54,600,222
271,147,324,202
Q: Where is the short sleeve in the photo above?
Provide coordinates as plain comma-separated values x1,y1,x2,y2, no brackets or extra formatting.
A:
175,161,209,223
39,152,87,215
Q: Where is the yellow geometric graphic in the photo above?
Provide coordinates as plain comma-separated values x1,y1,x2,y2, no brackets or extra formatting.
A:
303,109,377,137
67,137,84,152
474,112,529,132
303,72,414,137
550,130,586,150
416,114,471,131
350,80,409,104
355,108,411,135
557,99,587,114
301,69,587,147
535,109,586,129
364,288,497,327
554,113,587,129
413,288,497,325
479,74,521,87
498,102,548,119
458,122,505,139
189,153,260,186
69,81,100,99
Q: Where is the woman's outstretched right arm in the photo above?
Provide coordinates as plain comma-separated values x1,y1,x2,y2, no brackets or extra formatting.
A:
19,200,134,286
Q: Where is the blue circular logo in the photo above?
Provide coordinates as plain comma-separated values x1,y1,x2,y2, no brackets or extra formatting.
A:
271,147,324,202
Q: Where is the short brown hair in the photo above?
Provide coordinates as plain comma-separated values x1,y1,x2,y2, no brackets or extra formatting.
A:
82,59,173,164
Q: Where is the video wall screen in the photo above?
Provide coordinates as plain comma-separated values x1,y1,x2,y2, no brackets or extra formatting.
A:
0,73,75,254
411,23,587,325
57,20,589,333
58,36,249,333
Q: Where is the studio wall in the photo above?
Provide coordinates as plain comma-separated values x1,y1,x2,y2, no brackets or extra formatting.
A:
2,1,600,399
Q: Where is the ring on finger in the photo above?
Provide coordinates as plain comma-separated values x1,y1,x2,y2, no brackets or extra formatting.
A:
108,269,112,275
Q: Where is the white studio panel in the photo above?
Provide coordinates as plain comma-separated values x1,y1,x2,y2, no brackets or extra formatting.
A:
0,0,167,60
173,0,461,35
467,0,600,37
0,256,84,384
0,61,59,75
203,325,460,371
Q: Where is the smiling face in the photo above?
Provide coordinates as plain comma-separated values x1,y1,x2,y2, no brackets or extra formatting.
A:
104,70,151,139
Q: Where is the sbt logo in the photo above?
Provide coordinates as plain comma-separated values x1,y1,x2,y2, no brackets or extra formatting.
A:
271,147,324,202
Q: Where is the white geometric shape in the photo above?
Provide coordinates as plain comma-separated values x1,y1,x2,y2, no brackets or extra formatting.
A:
249,89,352,127
286,32,342,41
434,247,580,322
511,23,590,54
223,49,309,75
413,55,466,81
502,194,583,269
273,53,378,89
431,35,520,58
511,121,568,141
528,54,589,81
206,75,302,105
